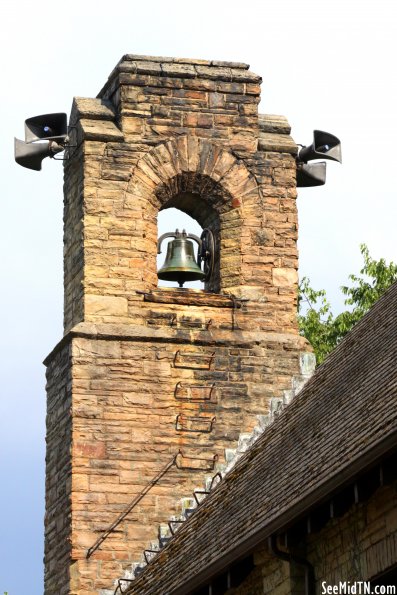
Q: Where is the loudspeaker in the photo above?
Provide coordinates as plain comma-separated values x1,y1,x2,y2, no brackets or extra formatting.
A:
24,113,67,143
14,138,64,171
298,130,342,164
15,112,68,171
296,161,326,187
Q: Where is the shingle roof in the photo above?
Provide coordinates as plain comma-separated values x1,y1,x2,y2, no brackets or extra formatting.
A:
126,282,397,595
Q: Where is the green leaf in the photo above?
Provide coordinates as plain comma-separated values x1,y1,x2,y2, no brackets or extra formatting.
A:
298,245,397,365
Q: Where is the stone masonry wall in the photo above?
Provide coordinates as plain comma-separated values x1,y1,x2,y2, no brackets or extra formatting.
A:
44,344,73,595
63,142,85,332
224,548,292,595
45,319,309,594
63,56,299,334
222,481,397,594
45,55,309,595
307,481,397,587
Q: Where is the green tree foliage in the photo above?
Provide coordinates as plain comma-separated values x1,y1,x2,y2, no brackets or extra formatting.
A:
298,244,397,365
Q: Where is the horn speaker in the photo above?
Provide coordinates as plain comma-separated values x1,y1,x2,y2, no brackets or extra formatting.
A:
14,112,68,171
24,113,68,143
298,130,342,164
296,162,326,187
14,138,64,171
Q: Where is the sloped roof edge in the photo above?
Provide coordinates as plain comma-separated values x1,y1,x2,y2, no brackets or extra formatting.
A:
126,282,397,594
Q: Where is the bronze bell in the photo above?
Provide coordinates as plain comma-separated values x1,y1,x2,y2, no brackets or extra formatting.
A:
157,229,205,287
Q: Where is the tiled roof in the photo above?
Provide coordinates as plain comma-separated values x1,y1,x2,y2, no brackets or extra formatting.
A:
125,282,397,594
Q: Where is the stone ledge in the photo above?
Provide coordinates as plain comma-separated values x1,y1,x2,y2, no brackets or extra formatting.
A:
69,98,124,144
121,54,250,70
258,132,298,155
142,288,243,308
98,55,261,98
117,62,260,83
258,114,291,135
79,118,124,142
43,322,310,366
71,97,117,122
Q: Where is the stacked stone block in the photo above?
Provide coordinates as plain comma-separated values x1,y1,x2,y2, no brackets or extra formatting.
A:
44,55,310,595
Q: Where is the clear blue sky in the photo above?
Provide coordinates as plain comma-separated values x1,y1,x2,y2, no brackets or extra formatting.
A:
1,1,397,593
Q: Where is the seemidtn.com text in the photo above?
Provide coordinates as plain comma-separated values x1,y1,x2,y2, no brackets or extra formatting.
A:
321,582,396,595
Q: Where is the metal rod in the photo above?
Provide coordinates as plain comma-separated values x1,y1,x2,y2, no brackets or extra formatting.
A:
115,578,135,595
193,489,210,506
210,472,223,490
144,549,160,564
175,414,216,433
174,381,216,401
269,534,315,595
168,518,186,536
173,350,215,369
86,452,179,558
179,318,206,329
175,452,218,471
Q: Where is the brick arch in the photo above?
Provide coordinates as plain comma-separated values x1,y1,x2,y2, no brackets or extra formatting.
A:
124,136,260,293
128,136,258,210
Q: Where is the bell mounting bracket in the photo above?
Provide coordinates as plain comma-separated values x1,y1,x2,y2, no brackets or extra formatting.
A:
198,228,215,282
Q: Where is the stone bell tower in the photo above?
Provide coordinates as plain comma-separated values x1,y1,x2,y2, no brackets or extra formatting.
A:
44,55,313,595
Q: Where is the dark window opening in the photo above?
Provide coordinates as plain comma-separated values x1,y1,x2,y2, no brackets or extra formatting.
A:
191,555,255,595
371,563,397,587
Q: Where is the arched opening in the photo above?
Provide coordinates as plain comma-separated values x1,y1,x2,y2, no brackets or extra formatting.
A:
127,138,256,295
157,192,220,292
